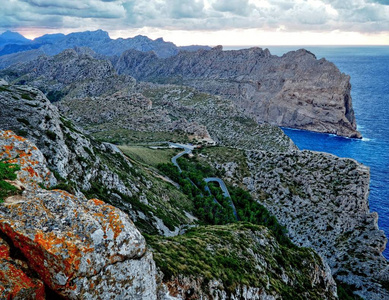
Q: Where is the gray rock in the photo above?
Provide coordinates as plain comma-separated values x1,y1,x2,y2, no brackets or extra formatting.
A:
245,150,389,299
115,47,361,138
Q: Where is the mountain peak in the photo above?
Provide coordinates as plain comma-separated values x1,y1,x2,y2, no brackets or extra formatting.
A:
0,30,30,43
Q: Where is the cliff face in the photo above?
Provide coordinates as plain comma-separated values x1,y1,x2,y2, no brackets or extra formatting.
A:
244,150,389,299
0,83,198,237
116,47,361,138
1,48,136,101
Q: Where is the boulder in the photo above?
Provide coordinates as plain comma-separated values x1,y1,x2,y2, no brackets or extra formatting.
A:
0,130,158,299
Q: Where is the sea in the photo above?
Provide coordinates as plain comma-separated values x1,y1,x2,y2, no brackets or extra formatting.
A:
225,45,389,258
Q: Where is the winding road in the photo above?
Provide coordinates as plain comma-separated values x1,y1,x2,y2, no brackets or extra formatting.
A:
169,142,238,219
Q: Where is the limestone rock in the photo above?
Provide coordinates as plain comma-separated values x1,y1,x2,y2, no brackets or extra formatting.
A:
245,150,389,299
115,47,361,138
0,83,198,237
0,130,158,299
0,237,45,300
0,84,136,194
1,48,136,101
150,223,338,300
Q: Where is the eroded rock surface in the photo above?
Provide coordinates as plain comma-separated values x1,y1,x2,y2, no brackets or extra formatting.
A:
245,150,389,299
116,47,361,138
0,130,158,299
150,223,338,300
0,236,45,300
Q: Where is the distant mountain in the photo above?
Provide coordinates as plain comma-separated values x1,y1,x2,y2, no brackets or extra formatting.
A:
0,29,210,60
33,33,65,44
115,46,361,138
0,43,41,56
0,30,31,47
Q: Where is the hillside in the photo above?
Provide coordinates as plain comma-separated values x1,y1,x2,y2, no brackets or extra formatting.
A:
0,83,341,299
115,46,361,138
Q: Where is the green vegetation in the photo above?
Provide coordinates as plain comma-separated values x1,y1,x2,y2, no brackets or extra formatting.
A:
59,117,82,134
146,223,327,299
20,93,33,100
336,280,364,300
0,160,21,202
157,154,292,247
0,86,11,92
16,118,30,126
119,145,179,167
91,128,189,145
47,90,66,102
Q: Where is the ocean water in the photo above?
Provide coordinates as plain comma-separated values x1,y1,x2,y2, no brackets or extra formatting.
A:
226,45,389,258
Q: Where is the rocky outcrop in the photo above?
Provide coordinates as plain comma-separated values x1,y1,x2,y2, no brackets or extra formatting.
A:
1,48,136,101
116,47,361,138
150,223,338,300
0,130,158,299
0,236,45,300
57,83,295,152
244,150,389,299
0,82,197,237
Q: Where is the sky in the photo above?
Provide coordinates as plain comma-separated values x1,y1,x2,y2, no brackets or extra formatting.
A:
1,0,388,46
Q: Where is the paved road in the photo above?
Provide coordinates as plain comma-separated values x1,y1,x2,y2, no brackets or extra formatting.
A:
169,142,194,172
204,178,238,219
169,143,238,220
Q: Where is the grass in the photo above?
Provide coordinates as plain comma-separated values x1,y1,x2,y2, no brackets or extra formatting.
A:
146,223,329,299
0,160,21,202
91,128,189,145
196,146,251,184
119,145,179,167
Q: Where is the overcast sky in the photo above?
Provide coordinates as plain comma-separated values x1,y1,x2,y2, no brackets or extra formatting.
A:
1,0,388,45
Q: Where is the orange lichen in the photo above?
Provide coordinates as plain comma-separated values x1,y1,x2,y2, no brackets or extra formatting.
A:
0,244,10,258
90,198,104,206
23,166,38,178
0,262,45,300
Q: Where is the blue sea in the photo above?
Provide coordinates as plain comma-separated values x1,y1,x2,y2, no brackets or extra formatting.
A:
226,45,389,258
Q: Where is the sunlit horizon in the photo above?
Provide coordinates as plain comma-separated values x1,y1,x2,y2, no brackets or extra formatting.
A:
12,27,389,47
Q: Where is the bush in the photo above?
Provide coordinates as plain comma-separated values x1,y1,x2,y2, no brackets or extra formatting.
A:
0,160,21,202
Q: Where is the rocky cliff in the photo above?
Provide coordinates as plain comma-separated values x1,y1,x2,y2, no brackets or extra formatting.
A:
0,82,198,237
199,147,388,299
0,130,157,299
1,45,361,139
0,97,340,299
116,46,361,138
243,150,389,299
1,48,136,101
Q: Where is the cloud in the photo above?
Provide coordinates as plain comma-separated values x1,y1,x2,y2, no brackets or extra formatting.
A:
211,0,254,16
0,0,387,36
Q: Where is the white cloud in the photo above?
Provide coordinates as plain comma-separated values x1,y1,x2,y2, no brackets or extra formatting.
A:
0,0,387,42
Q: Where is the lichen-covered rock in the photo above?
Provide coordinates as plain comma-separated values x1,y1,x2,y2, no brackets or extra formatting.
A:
0,130,158,299
0,84,198,237
245,150,389,299
0,237,45,300
0,130,57,191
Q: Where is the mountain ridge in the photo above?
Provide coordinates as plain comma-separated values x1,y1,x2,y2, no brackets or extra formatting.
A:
0,29,211,58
